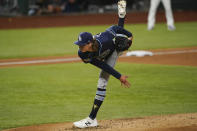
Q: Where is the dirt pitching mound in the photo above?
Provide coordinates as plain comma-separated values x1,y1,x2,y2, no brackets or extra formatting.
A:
4,113,197,131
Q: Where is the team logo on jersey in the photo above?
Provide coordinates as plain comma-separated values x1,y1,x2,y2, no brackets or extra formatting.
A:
97,49,110,61
83,58,91,63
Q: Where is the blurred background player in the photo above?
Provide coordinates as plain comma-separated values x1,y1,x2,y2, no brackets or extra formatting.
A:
73,0,132,128
147,0,176,31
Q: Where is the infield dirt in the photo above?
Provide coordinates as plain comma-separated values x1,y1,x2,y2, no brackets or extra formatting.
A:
0,47,197,68
3,113,197,131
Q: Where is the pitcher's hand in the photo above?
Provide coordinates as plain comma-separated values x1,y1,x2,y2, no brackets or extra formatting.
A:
119,75,131,88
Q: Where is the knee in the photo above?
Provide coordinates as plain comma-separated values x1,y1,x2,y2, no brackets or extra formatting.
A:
110,25,119,29
149,7,157,14
107,25,122,34
165,8,172,13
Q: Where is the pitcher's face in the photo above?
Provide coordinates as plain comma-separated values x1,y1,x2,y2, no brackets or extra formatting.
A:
79,43,93,52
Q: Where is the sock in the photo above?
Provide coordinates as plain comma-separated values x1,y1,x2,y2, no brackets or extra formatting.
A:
118,17,125,28
89,87,106,120
89,99,103,120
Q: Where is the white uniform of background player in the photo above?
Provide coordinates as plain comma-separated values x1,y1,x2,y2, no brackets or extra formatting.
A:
147,0,175,30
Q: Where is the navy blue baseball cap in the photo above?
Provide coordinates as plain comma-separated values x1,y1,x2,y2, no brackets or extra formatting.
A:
74,32,93,46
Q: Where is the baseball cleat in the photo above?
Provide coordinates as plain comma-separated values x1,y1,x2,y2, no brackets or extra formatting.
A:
73,117,98,128
118,0,127,18
147,26,154,31
168,25,176,31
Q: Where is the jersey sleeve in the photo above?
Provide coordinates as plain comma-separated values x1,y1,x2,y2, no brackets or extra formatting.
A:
78,51,121,79
78,51,93,63
90,58,121,79
106,25,132,38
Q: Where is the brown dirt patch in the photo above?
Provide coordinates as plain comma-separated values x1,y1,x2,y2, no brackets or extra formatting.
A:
0,47,197,68
119,47,197,67
3,113,197,131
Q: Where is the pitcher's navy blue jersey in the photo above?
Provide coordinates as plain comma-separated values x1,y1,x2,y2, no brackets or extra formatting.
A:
78,25,132,79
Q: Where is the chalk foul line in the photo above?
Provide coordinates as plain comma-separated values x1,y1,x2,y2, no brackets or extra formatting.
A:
0,58,81,66
0,49,197,66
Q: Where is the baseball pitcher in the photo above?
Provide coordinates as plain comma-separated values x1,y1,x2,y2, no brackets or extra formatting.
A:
73,0,133,128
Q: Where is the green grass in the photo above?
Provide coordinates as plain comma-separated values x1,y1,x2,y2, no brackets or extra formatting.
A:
0,63,197,130
0,21,197,130
0,22,197,59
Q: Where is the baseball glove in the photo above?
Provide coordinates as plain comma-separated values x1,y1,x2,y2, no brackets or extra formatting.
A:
115,36,132,52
